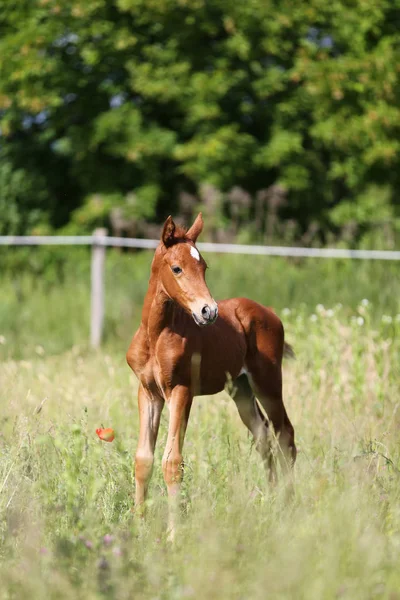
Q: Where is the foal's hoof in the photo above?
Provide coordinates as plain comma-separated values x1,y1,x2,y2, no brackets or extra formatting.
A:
166,527,176,544
132,504,146,519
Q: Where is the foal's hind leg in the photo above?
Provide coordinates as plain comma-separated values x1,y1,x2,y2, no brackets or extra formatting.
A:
246,360,296,476
229,374,277,482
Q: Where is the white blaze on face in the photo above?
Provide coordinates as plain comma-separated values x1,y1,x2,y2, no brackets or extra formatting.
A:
190,246,200,261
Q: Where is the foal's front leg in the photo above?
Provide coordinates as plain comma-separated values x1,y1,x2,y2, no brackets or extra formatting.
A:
162,385,192,540
135,384,164,510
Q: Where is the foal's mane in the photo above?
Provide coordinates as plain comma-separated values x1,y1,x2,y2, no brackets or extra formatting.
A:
160,224,194,249
170,225,190,244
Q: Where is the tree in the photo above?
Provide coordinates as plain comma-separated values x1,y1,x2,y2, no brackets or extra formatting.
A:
0,0,399,239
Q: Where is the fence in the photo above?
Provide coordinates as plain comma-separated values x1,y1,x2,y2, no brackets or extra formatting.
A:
1,230,400,348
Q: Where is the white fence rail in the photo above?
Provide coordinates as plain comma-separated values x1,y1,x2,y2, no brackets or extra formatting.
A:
1,231,399,347
1,234,400,260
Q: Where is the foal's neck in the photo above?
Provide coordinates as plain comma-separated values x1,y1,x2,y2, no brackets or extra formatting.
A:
141,247,176,347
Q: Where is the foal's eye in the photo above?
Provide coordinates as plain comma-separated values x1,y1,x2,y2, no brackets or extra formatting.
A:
171,265,182,275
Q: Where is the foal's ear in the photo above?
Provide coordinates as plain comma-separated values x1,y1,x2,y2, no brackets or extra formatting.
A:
186,212,204,243
161,215,176,247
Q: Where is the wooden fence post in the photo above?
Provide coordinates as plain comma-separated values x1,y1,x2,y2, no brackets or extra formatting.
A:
91,228,107,348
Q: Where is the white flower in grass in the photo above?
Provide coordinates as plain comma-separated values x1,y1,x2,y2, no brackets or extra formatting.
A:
356,316,364,326
310,314,318,322
316,304,325,313
382,315,393,324
361,298,369,307
0,335,6,345
326,309,334,318
282,308,291,316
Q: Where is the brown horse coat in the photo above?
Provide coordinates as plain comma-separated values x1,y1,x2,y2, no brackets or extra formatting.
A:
127,213,296,537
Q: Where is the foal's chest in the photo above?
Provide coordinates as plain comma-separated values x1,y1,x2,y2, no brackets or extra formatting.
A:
139,330,190,399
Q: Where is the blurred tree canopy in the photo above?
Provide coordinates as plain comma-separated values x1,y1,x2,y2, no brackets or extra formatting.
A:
0,0,399,242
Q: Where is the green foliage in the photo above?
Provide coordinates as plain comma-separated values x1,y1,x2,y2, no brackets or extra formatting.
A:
0,157,50,234
68,193,124,232
65,187,159,233
0,0,400,236
330,185,394,226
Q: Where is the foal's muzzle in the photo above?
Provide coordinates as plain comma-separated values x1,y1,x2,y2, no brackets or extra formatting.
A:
192,303,219,327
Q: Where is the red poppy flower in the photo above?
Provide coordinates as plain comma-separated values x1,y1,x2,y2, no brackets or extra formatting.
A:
96,428,115,442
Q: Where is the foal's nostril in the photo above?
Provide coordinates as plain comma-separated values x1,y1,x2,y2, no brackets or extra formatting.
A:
201,304,211,319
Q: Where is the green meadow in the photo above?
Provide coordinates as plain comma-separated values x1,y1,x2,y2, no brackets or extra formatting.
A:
0,250,399,599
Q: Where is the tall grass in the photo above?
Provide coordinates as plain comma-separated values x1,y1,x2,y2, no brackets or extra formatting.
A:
0,247,399,359
0,302,399,598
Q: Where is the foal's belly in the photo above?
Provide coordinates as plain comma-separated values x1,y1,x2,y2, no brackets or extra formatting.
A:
197,333,246,395
182,313,247,396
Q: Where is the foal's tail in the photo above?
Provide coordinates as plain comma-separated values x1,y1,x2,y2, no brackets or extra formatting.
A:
283,342,296,360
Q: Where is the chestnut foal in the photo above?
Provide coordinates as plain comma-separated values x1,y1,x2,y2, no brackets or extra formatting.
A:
126,213,296,536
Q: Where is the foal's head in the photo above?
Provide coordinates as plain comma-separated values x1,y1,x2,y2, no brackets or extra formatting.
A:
158,213,218,326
